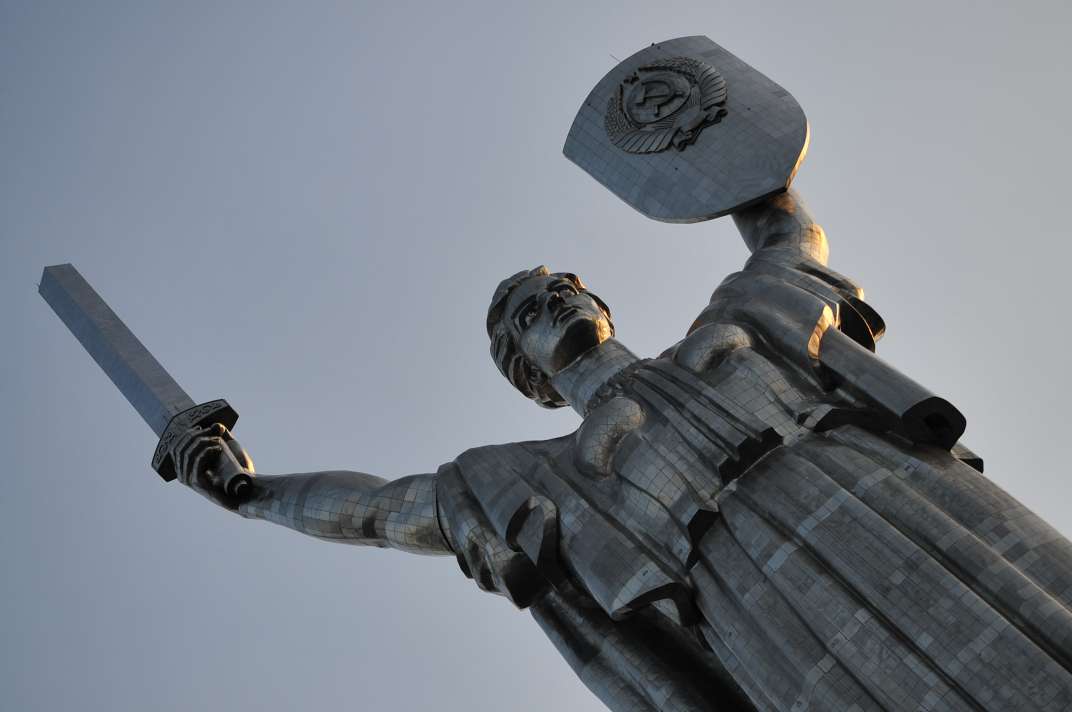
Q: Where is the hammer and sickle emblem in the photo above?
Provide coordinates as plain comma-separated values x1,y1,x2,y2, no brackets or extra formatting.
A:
604,57,729,154
623,71,692,126
633,79,683,117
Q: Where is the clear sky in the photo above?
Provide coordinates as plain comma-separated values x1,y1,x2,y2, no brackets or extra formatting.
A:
3,1,1071,710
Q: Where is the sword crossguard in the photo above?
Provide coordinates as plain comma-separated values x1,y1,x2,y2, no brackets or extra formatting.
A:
151,399,239,482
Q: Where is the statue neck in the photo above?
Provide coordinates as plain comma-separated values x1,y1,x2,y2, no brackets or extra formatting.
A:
551,338,639,416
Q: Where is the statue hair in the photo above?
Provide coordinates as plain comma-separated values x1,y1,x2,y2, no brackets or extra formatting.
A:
486,266,613,408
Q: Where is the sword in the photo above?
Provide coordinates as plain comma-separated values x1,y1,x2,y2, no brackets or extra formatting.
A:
39,263,253,497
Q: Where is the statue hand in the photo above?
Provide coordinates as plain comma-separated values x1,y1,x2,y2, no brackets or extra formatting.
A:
171,423,256,508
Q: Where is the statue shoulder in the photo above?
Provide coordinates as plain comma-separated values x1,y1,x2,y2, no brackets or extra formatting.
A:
684,252,885,359
442,434,575,560
438,435,575,604
451,434,574,477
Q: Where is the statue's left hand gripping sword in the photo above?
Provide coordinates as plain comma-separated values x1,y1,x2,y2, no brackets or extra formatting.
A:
39,263,253,497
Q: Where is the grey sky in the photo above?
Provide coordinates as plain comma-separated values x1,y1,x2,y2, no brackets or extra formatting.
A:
3,1,1071,710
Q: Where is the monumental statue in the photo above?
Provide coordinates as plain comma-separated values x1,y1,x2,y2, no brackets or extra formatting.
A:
41,37,1072,711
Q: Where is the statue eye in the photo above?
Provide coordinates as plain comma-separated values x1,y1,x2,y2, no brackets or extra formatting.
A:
519,304,539,330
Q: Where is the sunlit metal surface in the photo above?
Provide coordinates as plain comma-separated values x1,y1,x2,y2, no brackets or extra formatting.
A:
42,34,1072,712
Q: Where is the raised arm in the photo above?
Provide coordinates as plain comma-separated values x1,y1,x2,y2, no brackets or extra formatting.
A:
686,188,884,354
731,188,829,264
730,188,871,313
171,423,452,556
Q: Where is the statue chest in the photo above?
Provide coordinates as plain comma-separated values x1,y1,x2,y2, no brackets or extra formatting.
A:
565,351,802,575
451,345,818,625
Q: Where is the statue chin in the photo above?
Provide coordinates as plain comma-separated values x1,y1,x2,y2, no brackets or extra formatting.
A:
550,317,605,373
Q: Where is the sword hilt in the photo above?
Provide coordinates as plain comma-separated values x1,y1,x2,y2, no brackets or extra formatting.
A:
151,399,239,482
206,445,254,499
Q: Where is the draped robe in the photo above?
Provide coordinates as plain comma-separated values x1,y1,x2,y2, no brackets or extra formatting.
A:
436,230,1072,711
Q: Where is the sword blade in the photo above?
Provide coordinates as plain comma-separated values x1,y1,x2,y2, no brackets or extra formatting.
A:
39,264,195,436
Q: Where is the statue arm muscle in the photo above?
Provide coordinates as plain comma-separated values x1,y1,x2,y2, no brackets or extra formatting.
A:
689,187,878,345
731,188,868,305
732,188,829,264
236,471,452,556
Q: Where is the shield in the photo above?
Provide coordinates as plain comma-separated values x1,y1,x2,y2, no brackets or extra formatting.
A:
563,36,809,223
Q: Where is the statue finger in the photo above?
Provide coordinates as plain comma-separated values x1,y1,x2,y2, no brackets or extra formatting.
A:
177,435,223,486
463,528,521,597
207,422,233,442
170,425,206,461
176,438,211,486
461,528,495,590
174,433,205,482
461,535,484,582
476,567,496,593
174,428,214,474
190,444,224,488
172,424,217,462
226,439,255,473
472,556,497,593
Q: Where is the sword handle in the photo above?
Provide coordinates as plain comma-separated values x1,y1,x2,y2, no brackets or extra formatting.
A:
152,399,239,482
206,445,254,499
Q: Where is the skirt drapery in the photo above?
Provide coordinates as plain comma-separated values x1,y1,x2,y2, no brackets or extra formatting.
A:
693,425,1072,711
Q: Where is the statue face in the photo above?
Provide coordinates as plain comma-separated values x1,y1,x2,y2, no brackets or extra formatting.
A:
504,274,612,376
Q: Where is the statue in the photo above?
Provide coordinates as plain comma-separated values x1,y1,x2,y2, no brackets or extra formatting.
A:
41,36,1072,712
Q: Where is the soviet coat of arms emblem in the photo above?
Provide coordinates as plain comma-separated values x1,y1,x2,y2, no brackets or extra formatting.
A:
566,36,808,222
604,56,727,153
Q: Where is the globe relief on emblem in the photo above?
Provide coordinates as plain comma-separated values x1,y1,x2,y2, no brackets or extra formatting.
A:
604,57,728,154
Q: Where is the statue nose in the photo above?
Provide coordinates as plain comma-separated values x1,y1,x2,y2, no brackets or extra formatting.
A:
545,291,564,313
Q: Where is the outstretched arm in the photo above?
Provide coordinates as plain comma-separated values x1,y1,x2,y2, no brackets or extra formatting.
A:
172,423,452,556
170,424,546,606
238,471,449,555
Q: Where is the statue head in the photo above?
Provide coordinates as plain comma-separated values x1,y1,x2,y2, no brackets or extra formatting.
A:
486,266,614,408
